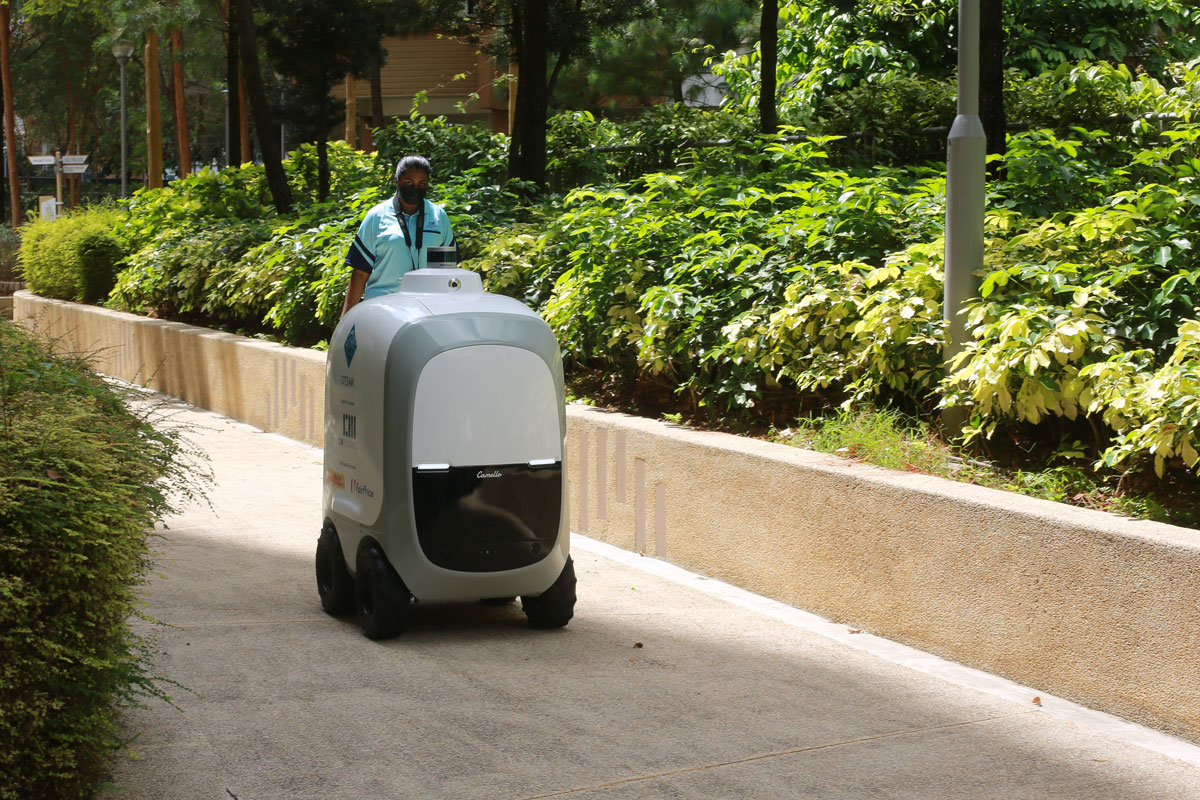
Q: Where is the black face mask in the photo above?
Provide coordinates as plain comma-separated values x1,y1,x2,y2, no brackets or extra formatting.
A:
398,185,426,206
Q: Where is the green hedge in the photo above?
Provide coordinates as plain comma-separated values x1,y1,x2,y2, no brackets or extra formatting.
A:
0,321,200,798
17,206,126,302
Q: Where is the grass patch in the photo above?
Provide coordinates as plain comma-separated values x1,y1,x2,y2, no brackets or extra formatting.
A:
770,407,1198,528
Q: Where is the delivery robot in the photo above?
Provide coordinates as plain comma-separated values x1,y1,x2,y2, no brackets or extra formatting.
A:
316,268,576,639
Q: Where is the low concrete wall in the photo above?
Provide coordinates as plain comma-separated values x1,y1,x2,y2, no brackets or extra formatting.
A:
16,291,1200,742
15,292,325,444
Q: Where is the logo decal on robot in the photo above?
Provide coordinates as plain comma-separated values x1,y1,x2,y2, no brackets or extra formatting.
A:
477,470,503,479
344,325,358,367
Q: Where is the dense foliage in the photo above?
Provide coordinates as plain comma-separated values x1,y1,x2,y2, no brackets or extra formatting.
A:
713,0,1200,125
19,57,1200,486
0,321,200,798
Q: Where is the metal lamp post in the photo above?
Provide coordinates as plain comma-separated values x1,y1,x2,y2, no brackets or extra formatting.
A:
943,0,986,432
111,40,136,198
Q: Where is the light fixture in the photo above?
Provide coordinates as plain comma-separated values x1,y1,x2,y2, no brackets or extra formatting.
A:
111,40,135,64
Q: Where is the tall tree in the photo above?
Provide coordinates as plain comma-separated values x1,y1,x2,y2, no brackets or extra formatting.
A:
552,0,755,110
759,0,777,135
510,0,547,186
145,27,163,187
1,1,19,227
170,26,191,176
230,0,290,211
259,0,385,200
222,0,240,165
979,0,1005,163
447,0,651,189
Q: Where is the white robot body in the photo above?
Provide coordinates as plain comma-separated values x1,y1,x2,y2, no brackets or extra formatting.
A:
322,269,568,605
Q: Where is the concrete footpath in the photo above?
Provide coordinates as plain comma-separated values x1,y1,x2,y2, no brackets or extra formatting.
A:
106,398,1200,800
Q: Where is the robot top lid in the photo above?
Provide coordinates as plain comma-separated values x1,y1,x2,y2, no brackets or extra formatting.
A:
398,268,482,296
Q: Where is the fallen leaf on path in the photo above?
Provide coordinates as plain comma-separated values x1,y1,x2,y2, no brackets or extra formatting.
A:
633,642,643,648
848,629,862,634
1032,696,1042,706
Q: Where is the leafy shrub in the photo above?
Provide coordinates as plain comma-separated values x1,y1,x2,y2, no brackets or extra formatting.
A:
546,105,758,188
110,218,273,323
17,206,126,301
76,231,124,302
285,140,381,203
0,224,20,283
538,141,946,412
118,162,274,254
0,321,200,798
374,115,508,185
811,73,957,163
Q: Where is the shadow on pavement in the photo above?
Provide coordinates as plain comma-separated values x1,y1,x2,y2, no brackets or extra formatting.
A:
106,521,1200,800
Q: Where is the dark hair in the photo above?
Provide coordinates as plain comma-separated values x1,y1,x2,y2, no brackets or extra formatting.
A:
394,155,432,185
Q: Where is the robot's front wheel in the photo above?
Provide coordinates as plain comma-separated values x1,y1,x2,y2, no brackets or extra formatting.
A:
355,543,413,639
521,556,577,629
315,524,354,616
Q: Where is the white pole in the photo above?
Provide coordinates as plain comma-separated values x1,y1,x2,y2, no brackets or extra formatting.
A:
943,0,986,430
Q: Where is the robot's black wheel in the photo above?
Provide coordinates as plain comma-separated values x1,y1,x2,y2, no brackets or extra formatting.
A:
521,556,577,629
355,542,413,640
480,597,516,605
315,523,354,616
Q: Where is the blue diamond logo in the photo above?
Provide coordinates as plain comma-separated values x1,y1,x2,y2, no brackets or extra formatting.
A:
344,325,358,367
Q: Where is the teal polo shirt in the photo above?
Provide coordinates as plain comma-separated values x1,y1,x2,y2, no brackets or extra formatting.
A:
345,197,457,300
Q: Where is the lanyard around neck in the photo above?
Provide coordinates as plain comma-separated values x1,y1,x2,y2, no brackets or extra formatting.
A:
393,194,425,267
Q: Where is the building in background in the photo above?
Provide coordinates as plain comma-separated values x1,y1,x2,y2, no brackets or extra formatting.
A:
332,33,508,146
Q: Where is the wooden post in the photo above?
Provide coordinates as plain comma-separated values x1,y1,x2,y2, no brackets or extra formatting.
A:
0,2,20,226
54,151,63,209
171,27,191,177
345,74,357,146
145,30,164,188
238,73,251,163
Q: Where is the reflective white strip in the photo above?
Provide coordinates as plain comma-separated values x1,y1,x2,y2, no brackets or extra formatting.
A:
416,463,450,471
528,458,558,467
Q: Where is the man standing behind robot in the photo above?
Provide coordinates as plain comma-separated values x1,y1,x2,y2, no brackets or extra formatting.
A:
340,155,457,318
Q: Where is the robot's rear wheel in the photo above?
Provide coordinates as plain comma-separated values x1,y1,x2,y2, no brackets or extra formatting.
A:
355,542,413,639
521,556,577,629
315,524,354,616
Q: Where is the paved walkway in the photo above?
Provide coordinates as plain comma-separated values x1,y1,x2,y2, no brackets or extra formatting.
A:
106,399,1200,799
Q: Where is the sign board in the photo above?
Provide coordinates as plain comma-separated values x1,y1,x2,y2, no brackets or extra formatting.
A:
27,155,55,166
38,196,56,221
61,155,88,165
62,164,88,174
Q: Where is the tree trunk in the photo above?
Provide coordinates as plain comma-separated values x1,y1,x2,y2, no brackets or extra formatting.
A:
344,74,357,146
317,122,330,201
146,29,164,188
979,0,1006,171
238,73,251,163
231,0,293,213
510,0,547,188
370,59,384,130
224,0,241,165
759,0,778,135
171,27,192,177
